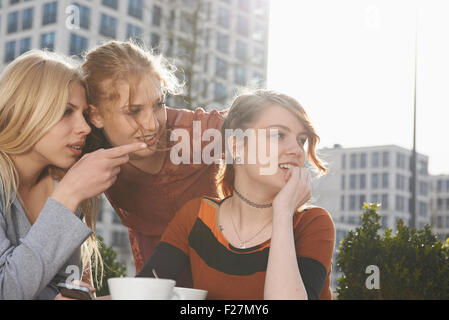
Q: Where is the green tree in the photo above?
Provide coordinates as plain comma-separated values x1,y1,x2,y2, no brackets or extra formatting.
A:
91,236,128,297
336,203,449,300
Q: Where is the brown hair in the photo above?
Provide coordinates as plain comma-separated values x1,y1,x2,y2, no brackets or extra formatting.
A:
81,40,183,153
216,90,328,199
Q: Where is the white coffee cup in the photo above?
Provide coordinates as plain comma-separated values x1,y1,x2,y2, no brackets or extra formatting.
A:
108,277,178,300
172,287,208,300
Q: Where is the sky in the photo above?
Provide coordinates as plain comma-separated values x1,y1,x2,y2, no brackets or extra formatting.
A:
267,0,449,175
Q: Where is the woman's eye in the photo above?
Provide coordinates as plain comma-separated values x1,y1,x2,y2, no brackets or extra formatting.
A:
298,138,307,146
64,108,73,116
126,108,140,115
156,101,165,109
274,132,285,139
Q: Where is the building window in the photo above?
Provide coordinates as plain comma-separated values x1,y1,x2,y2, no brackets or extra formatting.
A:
382,173,389,189
149,5,161,26
381,194,389,210
360,153,367,168
238,0,250,12
42,1,58,26
340,195,345,211
236,15,249,37
418,160,428,175
126,23,142,41
437,216,443,229
99,14,117,38
372,152,379,168
69,33,88,57
234,66,246,86
217,7,230,28
112,231,128,247
341,175,346,190
102,0,118,10
359,194,366,209
382,151,389,168
180,11,194,34
40,32,56,51
7,11,19,33
73,3,91,30
235,40,247,61
4,40,16,63
349,195,356,211
350,174,357,190
112,212,121,224
252,23,265,42
150,32,160,50
128,0,143,20
418,202,427,217
419,181,428,196
217,32,229,53
253,48,265,67
342,154,346,169
371,194,379,204
214,82,227,102
437,198,443,210
350,153,357,169
19,37,31,55
381,216,388,229
371,173,378,189
360,174,366,189
215,57,228,79
22,7,34,30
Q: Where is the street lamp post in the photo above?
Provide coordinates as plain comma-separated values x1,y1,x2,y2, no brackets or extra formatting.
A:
410,9,418,229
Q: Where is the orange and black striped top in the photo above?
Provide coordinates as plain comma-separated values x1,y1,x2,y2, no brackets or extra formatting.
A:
138,197,335,300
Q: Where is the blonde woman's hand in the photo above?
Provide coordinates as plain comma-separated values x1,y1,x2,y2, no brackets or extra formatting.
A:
272,167,312,219
51,142,147,213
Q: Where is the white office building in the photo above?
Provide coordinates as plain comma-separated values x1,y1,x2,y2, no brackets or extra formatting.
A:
312,144,432,293
0,0,269,109
429,175,449,242
0,0,269,276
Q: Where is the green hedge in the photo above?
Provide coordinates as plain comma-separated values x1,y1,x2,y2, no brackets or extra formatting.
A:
336,203,449,300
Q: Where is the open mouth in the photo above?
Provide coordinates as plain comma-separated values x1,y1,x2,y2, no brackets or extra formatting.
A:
68,145,83,150
137,134,156,141
136,134,158,146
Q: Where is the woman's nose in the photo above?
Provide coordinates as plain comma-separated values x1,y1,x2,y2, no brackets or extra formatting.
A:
141,109,160,132
77,112,92,136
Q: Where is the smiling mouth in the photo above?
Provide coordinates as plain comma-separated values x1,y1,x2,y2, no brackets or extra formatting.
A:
137,134,157,142
68,145,83,150
279,163,299,170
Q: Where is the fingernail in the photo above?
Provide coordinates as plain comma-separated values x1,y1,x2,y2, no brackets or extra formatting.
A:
139,143,147,148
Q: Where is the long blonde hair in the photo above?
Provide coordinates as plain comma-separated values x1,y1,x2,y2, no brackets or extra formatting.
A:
0,50,103,284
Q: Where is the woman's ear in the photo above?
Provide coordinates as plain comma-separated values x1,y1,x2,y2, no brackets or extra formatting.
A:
89,104,104,129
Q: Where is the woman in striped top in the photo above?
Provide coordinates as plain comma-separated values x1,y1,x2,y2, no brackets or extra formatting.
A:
138,90,335,300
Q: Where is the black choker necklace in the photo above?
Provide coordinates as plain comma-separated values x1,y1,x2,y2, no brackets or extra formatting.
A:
232,187,272,209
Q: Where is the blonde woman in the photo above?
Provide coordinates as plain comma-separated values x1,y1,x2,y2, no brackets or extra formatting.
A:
82,41,225,281
0,50,147,300
139,90,335,300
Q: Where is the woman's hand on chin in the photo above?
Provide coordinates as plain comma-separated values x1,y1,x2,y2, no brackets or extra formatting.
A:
272,167,311,219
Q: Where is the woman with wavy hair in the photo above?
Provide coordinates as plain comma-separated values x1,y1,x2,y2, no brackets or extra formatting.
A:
138,90,335,300
82,40,225,280
0,50,147,299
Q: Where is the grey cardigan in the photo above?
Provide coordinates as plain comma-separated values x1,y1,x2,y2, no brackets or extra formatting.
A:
0,180,92,300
